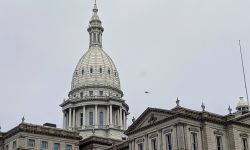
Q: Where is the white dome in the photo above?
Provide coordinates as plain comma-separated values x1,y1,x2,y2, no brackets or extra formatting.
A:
237,97,248,108
71,46,120,91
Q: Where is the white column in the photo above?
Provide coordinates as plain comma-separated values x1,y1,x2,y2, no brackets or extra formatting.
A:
125,116,127,130
106,105,110,127
63,111,66,129
110,105,113,127
123,110,126,130
82,106,86,129
95,105,98,128
119,107,122,129
69,108,72,129
72,108,76,130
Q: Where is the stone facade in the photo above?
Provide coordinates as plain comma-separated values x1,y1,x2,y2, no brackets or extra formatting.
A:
1,123,81,150
111,104,250,150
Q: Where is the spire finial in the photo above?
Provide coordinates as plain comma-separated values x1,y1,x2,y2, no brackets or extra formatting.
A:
132,116,135,123
201,102,205,111
228,105,232,114
22,116,25,123
93,0,98,12
176,97,180,107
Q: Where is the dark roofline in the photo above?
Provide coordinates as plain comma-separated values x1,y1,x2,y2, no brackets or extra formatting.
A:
3,123,81,140
80,135,122,146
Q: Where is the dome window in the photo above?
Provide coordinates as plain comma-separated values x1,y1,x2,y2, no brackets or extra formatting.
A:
80,92,83,98
99,91,103,96
90,68,93,73
89,91,93,96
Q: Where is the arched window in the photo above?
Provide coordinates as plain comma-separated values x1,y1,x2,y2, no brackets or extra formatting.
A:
80,113,83,126
99,112,104,125
89,112,93,126
80,92,83,98
93,33,96,43
90,68,93,73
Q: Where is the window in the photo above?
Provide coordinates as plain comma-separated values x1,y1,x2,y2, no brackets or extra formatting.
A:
5,145,9,150
108,69,111,75
99,112,104,125
191,133,198,150
89,112,94,125
242,138,249,150
75,71,77,75
80,113,83,126
53,143,60,150
13,141,16,149
90,68,93,73
80,92,83,98
166,134,172,150
138,143,143,150
99,91,103,96
28,139,35,147
41,141,48,149
93,33,96,43
151,138,157,150
216,136,223,150
66,144,72,150
100,67,102,73
82,69,84,75
89,91,93,96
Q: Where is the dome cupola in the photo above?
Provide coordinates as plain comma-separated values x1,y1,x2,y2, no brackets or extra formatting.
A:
236,97,249,113
69,2,122,99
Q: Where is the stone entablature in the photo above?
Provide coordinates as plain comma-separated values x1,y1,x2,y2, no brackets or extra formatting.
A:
3,123,81,140
1,123,81,150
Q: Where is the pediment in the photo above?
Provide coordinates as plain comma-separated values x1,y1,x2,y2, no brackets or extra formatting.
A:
126,108,175,134
238,117,250,125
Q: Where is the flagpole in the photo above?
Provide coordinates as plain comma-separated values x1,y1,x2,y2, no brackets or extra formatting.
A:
239,40,249,106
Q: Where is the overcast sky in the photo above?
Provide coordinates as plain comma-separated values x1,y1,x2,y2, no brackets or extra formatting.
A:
0,0,250,132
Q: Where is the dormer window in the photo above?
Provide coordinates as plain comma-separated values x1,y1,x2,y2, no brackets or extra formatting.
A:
89,91,93,96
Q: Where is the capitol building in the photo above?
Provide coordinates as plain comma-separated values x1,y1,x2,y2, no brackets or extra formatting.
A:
1,2,250,150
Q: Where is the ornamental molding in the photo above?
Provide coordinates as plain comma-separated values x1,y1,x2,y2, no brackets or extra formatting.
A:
240,133,249,138
213,130,224,136
149,133,158,139
69,85,123,97
189,127,199,133
163,129,173,134
136,138,144,143
4,123,81,140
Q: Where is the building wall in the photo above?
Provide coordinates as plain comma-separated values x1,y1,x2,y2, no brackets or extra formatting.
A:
127,117,250,150
3,132,79,150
